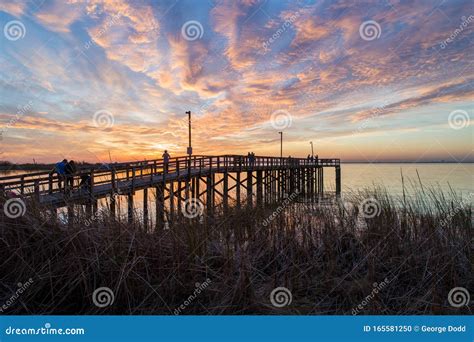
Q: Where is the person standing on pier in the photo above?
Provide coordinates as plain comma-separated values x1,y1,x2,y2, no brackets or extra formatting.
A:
162,150,170,174
50,159,67,191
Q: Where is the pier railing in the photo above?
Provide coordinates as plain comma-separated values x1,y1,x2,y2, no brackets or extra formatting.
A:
0,155,340,198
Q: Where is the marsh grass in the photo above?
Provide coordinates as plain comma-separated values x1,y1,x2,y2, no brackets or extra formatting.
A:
0,184,472,315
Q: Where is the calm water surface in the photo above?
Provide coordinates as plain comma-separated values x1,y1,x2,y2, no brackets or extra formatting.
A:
339,163,472,197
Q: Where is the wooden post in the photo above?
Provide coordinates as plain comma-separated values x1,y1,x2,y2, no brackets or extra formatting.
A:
262,170,270,204
246,171,253,207
67,203,74,227
335,166,341,197
236,172,241,208
272,170,277,203
191,177,196,199
177,181,182,216
111,170,116,193
131,167,136,194
206,175,213,214
88,168,95,203
127,193,134,223
301,168,306,197
143,187,148,229
49,174,53,194
195,178,200,203
256,170,263,207
223,172,229,211
316,168,320,194
277,169,282,200
169,182,175,222
155,184,165,230
109,194,116,220
321,167,324,194
34,180,40,201
314,168,318,195
289,169,295,195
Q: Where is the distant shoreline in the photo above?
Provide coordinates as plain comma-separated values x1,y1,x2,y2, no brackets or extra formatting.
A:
341,161,474,164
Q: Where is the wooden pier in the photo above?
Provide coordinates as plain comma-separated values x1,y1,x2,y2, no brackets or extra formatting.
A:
0,155,341,227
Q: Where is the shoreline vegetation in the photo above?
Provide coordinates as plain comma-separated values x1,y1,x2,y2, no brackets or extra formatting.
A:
0,185,472,315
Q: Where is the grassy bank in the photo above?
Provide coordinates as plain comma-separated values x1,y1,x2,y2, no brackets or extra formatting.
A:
0,186,472,314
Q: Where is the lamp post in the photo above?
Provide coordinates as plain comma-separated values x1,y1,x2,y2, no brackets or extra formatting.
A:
186,111,192,157
310,141,314,157
278,131,283,158
186,111,192,197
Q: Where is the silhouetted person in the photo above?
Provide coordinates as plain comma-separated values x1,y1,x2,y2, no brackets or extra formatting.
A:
162,150,170,173
65,160,77,190
50,159,67,191
79,172,91,191
249,152,256,167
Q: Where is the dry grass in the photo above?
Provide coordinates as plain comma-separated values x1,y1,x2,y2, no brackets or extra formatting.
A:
0,185,472,315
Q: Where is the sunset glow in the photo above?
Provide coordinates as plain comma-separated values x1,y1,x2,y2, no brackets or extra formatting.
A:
0,0,472,163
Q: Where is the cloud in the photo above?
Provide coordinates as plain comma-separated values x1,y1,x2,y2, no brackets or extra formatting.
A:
0,2,27,17
1,0,472,162
35,0,84,33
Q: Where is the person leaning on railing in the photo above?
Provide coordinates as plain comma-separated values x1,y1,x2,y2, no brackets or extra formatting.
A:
50,159,67,191
65,160,77,191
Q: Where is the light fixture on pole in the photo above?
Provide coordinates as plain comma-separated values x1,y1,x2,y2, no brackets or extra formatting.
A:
310,141,314,157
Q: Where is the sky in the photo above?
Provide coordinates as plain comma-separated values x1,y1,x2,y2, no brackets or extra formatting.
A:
0,0,472,164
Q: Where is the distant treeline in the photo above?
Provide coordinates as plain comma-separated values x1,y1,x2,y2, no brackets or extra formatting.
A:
0,161,98,171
